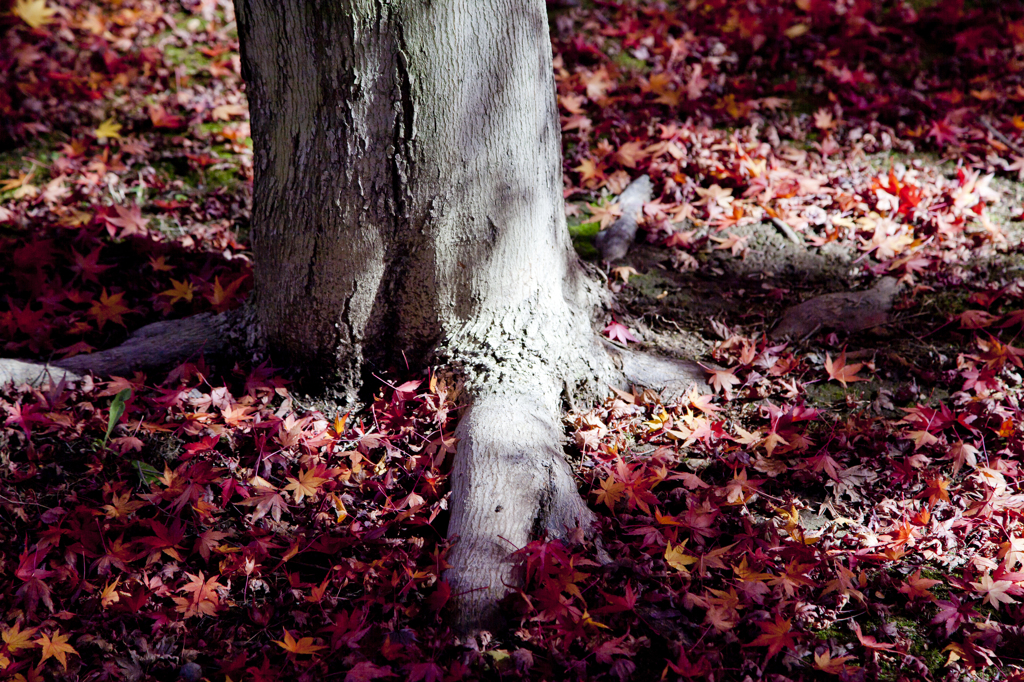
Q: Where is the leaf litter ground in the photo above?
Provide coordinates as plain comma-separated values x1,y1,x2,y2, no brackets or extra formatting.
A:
2,1,1024,681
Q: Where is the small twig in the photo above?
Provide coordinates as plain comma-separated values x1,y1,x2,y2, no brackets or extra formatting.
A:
770,217,803,244
980,116,1024,157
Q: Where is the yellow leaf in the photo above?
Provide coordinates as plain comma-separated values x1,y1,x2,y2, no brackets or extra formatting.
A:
205,275,247,312
273,629,326,656
35,631,78,670
13,0,55,28
611,265,638,283
58,208,92,227
0,172,33,192
732,425,762,446
284,469,327,503
733,556,773,582
665,540,698,573
211,104,247,121
784,23,809,39
148,255,174,272
160,279,194,304
94,118,122,141
101,577,121,608
328,492,348,523
595,476,625,510
644,408,671,431
2,623,39,653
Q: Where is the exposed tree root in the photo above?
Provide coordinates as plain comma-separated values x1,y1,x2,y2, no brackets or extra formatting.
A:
445,390,595,630
443,344,705,629
594,175,652,262
771,276,900,340
609,343,706,400
0,360,81,388
0,311,242,388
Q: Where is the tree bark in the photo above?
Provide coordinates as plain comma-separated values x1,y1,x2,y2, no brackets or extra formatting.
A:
0,312,242,387
236,0,618,626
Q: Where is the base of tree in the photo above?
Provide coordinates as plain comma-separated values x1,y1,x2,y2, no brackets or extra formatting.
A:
0,311,705,630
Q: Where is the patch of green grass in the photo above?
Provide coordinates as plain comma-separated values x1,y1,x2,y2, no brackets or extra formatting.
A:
198,121,229,137
921,289,972,319
804,380,872,405
568,216,601,260
0,133,61,176
163,44,213,75
204,166,239,189
612,50,648,72
809,623,849,642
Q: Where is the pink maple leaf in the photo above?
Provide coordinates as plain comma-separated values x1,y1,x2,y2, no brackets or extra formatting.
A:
603,320,638,344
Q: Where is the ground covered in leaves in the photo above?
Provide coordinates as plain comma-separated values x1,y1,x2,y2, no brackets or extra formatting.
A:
2,0,1024,680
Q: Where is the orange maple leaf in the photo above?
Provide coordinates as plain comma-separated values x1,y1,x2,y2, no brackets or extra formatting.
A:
958,309,999,329
35,631,78,670
824,351,866,387
899,569,941,601
589,202,623,229
706,366,741,398
284,469,328,504
274,629,326,656
920,475,950,507
853,622,902,652
574,157,605,186
206,275,248,312
88,288,133,330
174,571,225,618
613,141,647,168
148,255,175,272
664,540,698,573
733,556,774,583
814,650,857,675
595,477,625,511
686,387,721,415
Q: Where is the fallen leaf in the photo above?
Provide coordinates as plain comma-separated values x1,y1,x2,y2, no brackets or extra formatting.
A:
94,118,122,141
824,351,866,387
35,631,78,670
13,0,55,28
274,629,326,656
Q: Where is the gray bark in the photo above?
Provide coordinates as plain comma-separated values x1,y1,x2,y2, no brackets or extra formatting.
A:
236,0,618,626
594,175,652,262
0,312,240,387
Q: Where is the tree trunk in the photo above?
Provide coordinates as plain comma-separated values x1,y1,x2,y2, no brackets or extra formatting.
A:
236,0,618,626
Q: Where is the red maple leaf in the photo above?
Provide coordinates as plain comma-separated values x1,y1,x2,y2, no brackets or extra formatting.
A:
744,614,799,661
15,547,55,615
603,319,638,344
931,595,979,637
70,247,112,283
149,103,186,129
105,203,150,238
